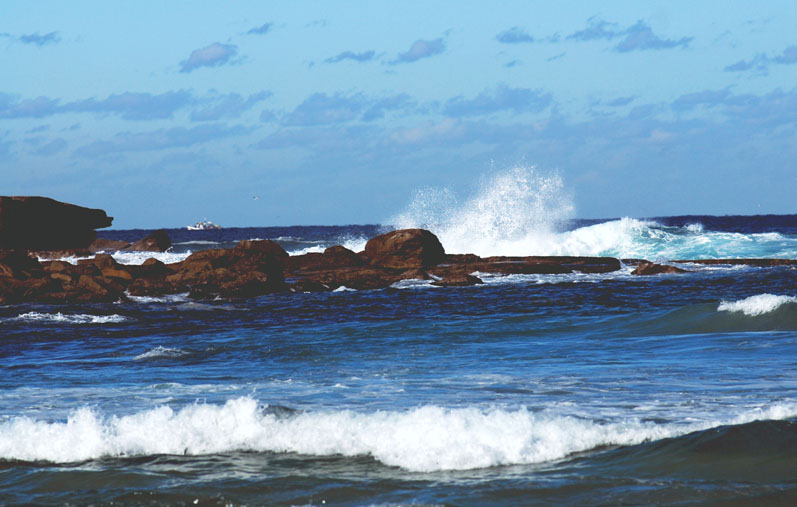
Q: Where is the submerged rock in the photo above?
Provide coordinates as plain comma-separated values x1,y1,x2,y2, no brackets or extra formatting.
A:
631,261,688,275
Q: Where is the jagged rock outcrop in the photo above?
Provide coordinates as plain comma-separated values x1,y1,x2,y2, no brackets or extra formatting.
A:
0,196,112,251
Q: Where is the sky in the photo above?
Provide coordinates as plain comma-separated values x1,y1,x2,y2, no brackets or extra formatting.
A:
2,1,796,228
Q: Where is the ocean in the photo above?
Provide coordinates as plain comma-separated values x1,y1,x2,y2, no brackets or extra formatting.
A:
1,210,796,504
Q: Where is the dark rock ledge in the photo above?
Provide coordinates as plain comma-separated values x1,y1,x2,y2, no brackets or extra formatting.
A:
1,198,794,304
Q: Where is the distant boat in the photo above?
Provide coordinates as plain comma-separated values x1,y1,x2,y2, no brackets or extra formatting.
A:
187,219,222,230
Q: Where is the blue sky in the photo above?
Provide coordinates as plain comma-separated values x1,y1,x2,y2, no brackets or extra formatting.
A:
2,1,796,228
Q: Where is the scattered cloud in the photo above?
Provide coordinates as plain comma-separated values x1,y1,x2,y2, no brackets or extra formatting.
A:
190,91,271,121
282,92,367,126
615,21,692,52
19,31,60,46
392,38,446,64
567,18,692,52
67,91,193,120
1,90,270,122
726,45,797,73
362,94,415,121
281,92,414,126
773,45,797,64
547,52,566,62
325,50,376,63
0,94,60,118
75,124,251,156
443,84,552,117
567,17,620,42
672,89,733,111
247,23,272,35
505,59,521,68
179,43,238,73
496,27,534,44
605,96,636,107
32,138,68,156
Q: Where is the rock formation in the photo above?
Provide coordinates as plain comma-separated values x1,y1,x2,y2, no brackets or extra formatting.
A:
1,212,794,303
0,196,112,251
364,228,446,269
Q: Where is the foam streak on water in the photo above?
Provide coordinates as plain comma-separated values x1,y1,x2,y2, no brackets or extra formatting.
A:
12,312,129,324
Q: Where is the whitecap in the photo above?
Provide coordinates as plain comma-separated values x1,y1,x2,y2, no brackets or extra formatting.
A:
718,294,797,317
13,312,129,324
111,250,191,266
134,346,190,361
126,293,189,304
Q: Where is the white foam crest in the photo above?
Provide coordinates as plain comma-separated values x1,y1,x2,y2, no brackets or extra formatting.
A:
718,294,797,317
111,250,190,266
3,398,796,471
133,346,190,361
286,237,368,256
13,312,129,324
126,293,189,304
174,240,220,246
390,166,574,257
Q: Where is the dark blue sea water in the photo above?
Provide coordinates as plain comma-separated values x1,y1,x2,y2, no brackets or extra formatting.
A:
1,214,796,505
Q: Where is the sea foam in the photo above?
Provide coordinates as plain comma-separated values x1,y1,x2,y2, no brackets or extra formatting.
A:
2,397,796,471
718,294,797,317
13,312,129,324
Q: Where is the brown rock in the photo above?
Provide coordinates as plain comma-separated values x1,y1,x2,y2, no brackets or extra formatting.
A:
89,238,130,252
323,245,365,267
305,266,398,291
139,258,173,278
631,261,688,275
431,274,484,287
398,268,431,280
127,278,183,297
42,260,74,273
364,228,445,269
125,229,172,252
288,279,331,292
50,272,73,284
101,268,134,282
0,249,42,278
0,196,112,250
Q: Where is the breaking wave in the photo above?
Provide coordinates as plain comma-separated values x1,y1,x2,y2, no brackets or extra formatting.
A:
2,397,796,472
391,167,796,259
718,294,797,317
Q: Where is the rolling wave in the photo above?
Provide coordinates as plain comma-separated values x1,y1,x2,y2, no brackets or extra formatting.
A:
1,398,795,472
718,294,797,317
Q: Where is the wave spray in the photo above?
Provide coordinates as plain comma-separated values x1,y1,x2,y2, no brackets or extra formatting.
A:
390,166,575,256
